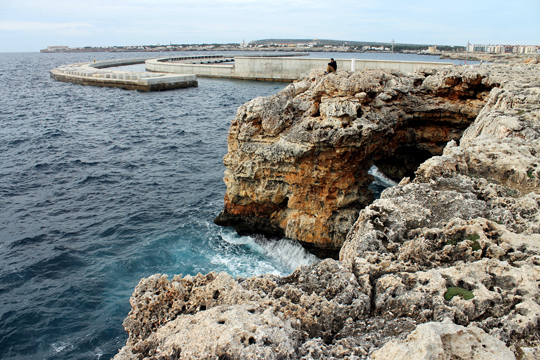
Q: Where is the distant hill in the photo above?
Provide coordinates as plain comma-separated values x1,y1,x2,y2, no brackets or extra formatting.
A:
250,38,398,46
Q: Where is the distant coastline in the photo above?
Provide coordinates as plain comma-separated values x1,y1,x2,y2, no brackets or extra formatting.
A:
40,47,420,54
40,39,540,59
40,46,538,65
40,39,461,54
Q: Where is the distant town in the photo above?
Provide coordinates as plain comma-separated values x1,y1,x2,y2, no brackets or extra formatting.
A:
40,39,458,54
466,43,539,55
41,39,540,56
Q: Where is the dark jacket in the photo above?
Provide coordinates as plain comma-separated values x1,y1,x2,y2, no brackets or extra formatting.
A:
328,60,337,71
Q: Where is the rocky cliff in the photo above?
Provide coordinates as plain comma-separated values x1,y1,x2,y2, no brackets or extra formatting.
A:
115,64,540,360
214,65,496,250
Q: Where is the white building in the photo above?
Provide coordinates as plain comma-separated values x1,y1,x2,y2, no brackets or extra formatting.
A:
47,46,69,51
470,44,539,54
467,44,486,52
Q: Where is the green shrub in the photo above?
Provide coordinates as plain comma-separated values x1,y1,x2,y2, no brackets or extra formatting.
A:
466,234,480,241
466,234,481,251
446,234,462,246
444,287,475,301
471,241,482,251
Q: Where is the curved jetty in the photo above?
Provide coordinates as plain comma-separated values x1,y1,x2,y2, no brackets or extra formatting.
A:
146,55,453,82
50,58,197,91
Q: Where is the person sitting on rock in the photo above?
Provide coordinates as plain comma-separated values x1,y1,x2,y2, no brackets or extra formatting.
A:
325,58,337,74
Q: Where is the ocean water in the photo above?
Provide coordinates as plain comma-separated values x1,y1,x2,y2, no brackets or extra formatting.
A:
0,51,429,359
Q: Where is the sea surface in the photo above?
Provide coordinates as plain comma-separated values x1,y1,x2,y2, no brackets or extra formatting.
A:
0,51,434,359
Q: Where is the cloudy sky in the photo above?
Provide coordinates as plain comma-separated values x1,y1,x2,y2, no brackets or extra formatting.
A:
1,0,538,52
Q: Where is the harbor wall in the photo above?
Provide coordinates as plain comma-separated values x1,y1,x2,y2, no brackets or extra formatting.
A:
89,57,155,68
146,57,454,81
146,62,234,78
50,58,198,91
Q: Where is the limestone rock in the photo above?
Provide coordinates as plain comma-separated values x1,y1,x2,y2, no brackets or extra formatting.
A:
116,304,300,360
215,66,499,249
115,260,378,359
121,272,257,345
517,347,540,360
371,319,516,360
116,64,540,360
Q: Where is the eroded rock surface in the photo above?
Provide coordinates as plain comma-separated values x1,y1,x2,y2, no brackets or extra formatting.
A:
371,318,516,360
215,65,498,249
115,64,540,359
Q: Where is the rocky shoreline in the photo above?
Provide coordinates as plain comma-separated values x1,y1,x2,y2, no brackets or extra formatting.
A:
114,63,539,359
440,52,539,65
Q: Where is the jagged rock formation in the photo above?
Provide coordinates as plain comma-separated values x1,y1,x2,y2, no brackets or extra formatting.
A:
214,65,497,250
115,64,540,359
370,318,516,360
440,52,540,65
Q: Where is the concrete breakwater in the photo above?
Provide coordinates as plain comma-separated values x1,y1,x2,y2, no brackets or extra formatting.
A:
146,55,454,81
50,58,197,91
50,55,453,90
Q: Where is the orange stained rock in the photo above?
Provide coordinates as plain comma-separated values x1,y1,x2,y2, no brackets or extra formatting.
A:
216,67,494,250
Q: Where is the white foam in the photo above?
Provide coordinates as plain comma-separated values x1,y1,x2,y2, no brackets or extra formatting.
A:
93,348,104,359
368,165,398,187
51,341,73,353
219,229,318,275
210,253,282,277
219,229,253,246
255,237,319,271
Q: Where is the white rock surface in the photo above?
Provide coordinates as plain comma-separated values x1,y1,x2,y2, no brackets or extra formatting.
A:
371,319,515,360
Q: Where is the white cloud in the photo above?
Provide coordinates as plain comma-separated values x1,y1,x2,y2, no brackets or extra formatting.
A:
0,21,94,32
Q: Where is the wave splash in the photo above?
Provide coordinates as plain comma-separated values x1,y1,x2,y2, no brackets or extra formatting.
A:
369,165,399,187
218,230,319,276
369,165,398,198
213,166,399,277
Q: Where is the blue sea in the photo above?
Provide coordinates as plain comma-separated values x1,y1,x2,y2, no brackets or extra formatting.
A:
0,51,441,359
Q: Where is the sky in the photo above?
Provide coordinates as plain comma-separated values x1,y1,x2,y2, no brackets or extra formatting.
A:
0,0,539,52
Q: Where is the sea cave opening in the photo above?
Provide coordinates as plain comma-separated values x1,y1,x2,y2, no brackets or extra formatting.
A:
367,146,435,198
374,146,435,183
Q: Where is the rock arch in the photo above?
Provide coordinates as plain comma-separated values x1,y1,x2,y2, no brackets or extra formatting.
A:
215,67,498,250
